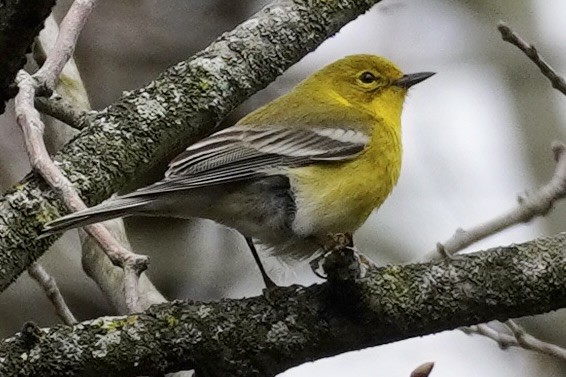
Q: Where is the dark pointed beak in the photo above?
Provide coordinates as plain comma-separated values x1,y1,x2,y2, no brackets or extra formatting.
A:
394,72,436,88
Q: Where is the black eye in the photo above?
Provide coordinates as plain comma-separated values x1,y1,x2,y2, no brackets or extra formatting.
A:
359,71,376,84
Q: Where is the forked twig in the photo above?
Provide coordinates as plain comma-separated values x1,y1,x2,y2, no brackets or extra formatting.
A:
15,0,148,313
463,322,566,360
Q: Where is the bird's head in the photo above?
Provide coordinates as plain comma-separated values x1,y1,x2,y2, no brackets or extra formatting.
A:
306,54,434,120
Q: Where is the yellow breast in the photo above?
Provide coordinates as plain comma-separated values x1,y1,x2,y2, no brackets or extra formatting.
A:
289,118,402,238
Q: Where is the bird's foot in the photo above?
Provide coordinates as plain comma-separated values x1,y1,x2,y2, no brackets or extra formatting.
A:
323,232,353,252
310,233,367,282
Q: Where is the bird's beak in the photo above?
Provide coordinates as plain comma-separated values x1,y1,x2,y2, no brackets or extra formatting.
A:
394,72,436,88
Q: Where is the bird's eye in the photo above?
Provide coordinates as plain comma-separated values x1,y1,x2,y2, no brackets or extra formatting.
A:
359,72,377,84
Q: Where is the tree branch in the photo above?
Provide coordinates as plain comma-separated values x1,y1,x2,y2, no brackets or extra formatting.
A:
16,67,149,313
463,320,566,360
34,11,164,314
33,0,97,92
26,262,78,326
498,21,566,95
34,95,87,130
0,0,384,293
425,141,566,259
422,22,566,359
79,223,167,314
1,232,565,376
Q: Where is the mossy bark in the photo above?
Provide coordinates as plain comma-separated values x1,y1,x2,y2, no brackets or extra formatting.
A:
1,233,565,376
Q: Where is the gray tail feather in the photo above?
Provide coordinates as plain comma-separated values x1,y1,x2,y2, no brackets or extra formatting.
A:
41,197,151,237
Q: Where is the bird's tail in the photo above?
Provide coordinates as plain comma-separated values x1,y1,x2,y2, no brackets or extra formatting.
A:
41,197,152,237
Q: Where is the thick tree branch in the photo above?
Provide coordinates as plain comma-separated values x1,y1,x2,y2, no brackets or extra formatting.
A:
0,0,56,113
0,0,383,293
1,232,565,376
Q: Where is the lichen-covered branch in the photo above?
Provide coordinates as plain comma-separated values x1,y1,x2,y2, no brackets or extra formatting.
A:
0,0,56,113
0,0,383,293
2,232,566,377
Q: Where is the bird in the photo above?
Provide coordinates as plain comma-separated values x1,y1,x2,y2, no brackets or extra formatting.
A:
43,54,434,286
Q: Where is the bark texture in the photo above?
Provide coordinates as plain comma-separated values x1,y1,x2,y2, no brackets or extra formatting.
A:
1,233,565,376
0,0,383,292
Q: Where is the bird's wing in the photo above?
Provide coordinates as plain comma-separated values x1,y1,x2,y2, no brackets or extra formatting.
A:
126,125,369,196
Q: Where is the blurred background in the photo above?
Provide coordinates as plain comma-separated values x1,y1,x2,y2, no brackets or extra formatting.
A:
1,0,566,376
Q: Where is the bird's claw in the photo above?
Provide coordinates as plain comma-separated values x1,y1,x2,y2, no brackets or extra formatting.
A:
310,233,367,281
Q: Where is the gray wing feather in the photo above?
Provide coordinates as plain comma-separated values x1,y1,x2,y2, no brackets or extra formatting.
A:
124,125,369,197
41,197,151,236
43,125,369,235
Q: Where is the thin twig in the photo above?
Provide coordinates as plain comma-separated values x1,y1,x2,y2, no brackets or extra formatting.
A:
39,14,165,314
15,71,149,313
37,15,91,113
498,21,566,95
434,21,566,364
463,323,566,361
34,0,98,91
14,0,148,313
79,220,167,314
425,142,566,259
35,95,87,129
27,262,78,325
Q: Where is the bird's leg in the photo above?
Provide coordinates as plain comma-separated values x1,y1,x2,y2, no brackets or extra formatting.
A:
244,236,277,289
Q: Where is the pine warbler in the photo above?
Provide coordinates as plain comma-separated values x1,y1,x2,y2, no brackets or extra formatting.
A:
44,55,433,263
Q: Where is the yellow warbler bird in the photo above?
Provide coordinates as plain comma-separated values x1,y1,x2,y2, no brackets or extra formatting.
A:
43,55,433,284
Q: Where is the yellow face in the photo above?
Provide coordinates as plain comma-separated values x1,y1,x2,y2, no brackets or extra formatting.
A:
299,54,407,124
262,55,433,130
322,55,406,105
